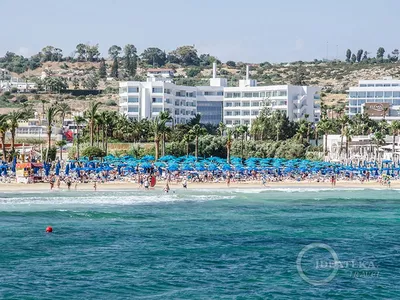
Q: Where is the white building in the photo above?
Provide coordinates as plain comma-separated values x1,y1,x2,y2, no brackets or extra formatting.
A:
223,66,321,127
119,63,225,125
347,77,400,120
119,65,320,127
0,77,36,92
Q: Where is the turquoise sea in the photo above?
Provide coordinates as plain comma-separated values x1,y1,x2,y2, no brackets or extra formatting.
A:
0,188,399,299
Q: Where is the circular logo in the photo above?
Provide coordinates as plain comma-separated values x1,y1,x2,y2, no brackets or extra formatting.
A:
372,104,384,111
296,243,340,286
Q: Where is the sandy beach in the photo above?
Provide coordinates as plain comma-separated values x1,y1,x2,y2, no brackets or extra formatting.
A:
0,180,396,192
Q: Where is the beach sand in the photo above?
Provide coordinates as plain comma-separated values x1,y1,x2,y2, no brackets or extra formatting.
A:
0,180,395,192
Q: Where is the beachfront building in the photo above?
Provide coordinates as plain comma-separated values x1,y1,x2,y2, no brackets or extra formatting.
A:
347,77,400,121
0,77,36,93
119,63,225,125
223,67,321,127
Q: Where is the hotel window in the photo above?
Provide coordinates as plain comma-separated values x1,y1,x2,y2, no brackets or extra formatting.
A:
225,102,233,107
260,92,265,97
204,91,215,96
165,89,171,94
252,92,260,98
349,92,358,98
358,92,366,98
242,102,250,107
225,120,232,125
349,100,358,106
128,97,138,103
175,109,179,115
128,106,138,112
234,102,241,107
350,107,357,113
367,92,374,98
226,92,233,98
384,91,393,98
393,99,400,105
358,99,366,105
265,91,271,97
242,111,250,116
152,107,163,113
175,100,179,106
243,92,252,98
384,84,391,87
367,84,374,87
392,84,399,87
360,84,367,87
152,98,163,103
234,111,241,116
217,91,223,96
165,99,171,104
394,92,400,97
278,90,287,96
152,87,163,93
272,91,278,97
251,110,259,115
376,84,383,87
252,101,259,107
225,111,233,116
233,92,241,98
128,87,139,93
375,91,383,98
234,120,240,125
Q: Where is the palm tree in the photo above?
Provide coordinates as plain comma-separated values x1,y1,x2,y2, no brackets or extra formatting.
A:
343,124,353,159
189,124,207,160
236,125,248,162
8,110,30,154
57,102,71,128
56,140,67,161
159,111,172,157
390,120,400,158
84,101,101,146
226,129,233,164
40,99,47,119
182,134,192,157
73,115,85,159
0,114,9,161
44,105,61,162
317,119,333,156
150,116,166,160
218,121,226,137
338,115,349,156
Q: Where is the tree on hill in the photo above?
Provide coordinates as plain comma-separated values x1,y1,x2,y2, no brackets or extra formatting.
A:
168,45,200,66
75,43,87,61
226,60,236,67
109,45,121,78
98,58,107,78
43,77,67,93
356,49,363,62
377,47,385,60
199,54,219,66
346,49,351,62
141,47,166,67
123,44,137,78
351,53,357,63
362,51,369,61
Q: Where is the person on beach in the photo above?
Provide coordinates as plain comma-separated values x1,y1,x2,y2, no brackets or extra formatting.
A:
226,173,230,187
164,182,170,193
144,178,149,189
330,175,336,187
56,177,61,189
93,181,97,191
182,178,187,189
66,178,72,190
74,180,78,190
49,175,55,190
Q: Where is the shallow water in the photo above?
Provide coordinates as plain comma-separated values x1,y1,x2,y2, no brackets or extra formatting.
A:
0,188,399,299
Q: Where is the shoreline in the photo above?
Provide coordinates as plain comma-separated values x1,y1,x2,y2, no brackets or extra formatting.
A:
0,180,395,192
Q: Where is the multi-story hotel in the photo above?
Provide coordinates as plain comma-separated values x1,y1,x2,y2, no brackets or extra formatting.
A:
223,68,320,127
119,64,225,125
347,77,400,120
119,65,321,126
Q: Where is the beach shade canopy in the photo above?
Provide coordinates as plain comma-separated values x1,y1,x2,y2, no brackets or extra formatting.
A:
222,164,232,171
158,155,176,161
182,164,194,171
141,155,155,162
140,162,152,169
168,163,179,171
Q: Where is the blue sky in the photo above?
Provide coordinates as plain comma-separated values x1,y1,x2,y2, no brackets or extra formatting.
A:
1,0,398,63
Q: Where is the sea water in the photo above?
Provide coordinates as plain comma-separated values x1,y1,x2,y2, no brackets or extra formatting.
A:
0,188,399,299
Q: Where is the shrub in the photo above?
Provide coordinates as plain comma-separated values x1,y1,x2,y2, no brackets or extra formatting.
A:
3,91,11,97
16,95,28,103
226,61,236,67
11,87,18,93
186,67,202,77
82,146,105,159
105,99,117,106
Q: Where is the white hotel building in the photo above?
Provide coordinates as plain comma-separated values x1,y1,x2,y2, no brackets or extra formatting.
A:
347,77,400,120
119,65,321,126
